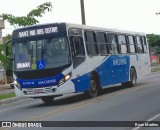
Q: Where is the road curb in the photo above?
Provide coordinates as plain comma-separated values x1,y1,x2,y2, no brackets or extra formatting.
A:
0,97,27,106
150,71,160,75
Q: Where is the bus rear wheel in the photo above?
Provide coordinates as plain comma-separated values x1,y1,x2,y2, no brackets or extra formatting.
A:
85,79,98,98
122,68,137,87
129,68,137,87
41,96,55,105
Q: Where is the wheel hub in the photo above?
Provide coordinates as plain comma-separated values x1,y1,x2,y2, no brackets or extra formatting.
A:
90,81,97,92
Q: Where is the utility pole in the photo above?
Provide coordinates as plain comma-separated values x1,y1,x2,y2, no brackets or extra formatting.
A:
80,0,86,25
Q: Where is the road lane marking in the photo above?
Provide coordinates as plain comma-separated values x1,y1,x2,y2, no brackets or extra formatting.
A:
0,98,103,130
29,98,103,121
147,113,160,121
132,113,160,130
28,83,156,121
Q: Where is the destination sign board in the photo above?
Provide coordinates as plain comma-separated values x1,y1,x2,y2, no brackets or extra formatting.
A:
12,23,67,42
18,26,58,38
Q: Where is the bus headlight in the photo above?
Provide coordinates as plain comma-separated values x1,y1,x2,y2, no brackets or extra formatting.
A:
59,73,71,86
14,80,21,90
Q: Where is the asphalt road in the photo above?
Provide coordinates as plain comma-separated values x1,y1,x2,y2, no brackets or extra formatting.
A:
1,72,160,130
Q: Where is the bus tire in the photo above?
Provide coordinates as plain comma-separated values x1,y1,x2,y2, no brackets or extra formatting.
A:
122,68,137,87
129,68,137,87
85,78,98,98
41,96,54,105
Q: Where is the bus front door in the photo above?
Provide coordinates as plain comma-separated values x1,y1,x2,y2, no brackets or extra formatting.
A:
70,36,89,92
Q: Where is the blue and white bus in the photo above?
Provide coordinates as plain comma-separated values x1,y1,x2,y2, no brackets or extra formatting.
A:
8,23,151,104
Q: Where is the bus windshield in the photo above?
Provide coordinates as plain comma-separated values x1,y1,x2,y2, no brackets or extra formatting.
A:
13,37,70,71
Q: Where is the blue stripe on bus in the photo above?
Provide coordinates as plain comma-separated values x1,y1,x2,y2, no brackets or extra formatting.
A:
72,55,130,92
72,73,90,92
96,55,130,87
17,73,64,88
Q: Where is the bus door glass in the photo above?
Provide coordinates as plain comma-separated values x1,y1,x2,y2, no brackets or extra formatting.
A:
70,36,85,68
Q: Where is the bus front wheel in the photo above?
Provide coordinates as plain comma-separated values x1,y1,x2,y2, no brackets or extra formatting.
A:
85,79,98,98
41,96,55,105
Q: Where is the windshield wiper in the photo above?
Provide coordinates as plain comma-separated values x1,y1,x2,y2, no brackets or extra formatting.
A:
41,44,44,60
31,45,34,63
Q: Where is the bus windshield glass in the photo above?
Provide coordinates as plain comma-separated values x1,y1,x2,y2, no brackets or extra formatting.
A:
13,37,70,71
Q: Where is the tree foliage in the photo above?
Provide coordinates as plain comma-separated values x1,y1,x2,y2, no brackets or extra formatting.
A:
0,2,52,71
146,34,160,47
0,43,12,70
0,2,52,28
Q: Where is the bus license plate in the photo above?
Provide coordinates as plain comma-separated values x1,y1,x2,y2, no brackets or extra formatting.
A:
33,88,44,93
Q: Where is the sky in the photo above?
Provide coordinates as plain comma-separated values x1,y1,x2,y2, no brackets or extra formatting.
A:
1,0,160,36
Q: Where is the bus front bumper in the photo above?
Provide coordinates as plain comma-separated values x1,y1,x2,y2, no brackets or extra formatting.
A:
15,80,75,98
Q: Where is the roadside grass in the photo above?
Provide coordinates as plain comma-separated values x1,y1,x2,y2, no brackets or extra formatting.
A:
151,67,160,72
0,93,16,100
151,64,160,72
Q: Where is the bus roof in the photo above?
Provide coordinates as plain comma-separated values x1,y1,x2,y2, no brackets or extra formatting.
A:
13,22,146,36
65,23,146,36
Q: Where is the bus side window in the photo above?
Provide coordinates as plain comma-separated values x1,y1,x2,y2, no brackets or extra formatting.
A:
118,34,128,54
128,35,136,53
70,36,85,68
85,31,98,56
136,36,143,53
142,36,147,53
107,33,118,54
96,32,109,55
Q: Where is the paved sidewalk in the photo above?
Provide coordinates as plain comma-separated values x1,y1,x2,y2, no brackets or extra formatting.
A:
0,84,14,94
0,84,10,90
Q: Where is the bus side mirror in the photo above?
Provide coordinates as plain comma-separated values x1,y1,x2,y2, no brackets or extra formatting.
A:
6,45,9,56
5,40,14,60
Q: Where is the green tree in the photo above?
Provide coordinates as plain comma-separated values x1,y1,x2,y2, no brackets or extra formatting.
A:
0,2,52,71
0,42,12,70
147,33,160,55
146,34,160,47
0,2,52,28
